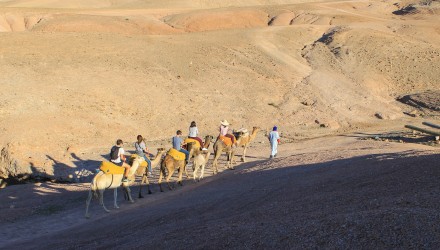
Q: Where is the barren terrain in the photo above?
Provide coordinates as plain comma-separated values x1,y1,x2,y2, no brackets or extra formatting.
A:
0,0,439,248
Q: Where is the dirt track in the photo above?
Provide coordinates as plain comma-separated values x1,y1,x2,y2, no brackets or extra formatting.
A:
1,135,439,249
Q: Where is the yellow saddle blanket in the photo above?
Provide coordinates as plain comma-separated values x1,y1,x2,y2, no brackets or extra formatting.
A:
130,154,149,168
219,135,235,146
184,138,201,148
168,148,186,161
99,161,125,175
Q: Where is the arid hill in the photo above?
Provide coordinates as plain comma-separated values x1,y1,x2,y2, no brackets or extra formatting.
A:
0,0,439,182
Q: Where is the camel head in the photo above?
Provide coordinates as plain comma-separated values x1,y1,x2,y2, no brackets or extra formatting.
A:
186,141,196,149
156,147,165,154
128,156,143,176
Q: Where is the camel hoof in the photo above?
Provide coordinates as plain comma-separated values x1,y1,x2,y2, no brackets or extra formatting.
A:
130,200,134,203
114,206,119,209
85,214,90,219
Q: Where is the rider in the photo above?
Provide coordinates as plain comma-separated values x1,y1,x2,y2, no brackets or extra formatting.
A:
172,130,192,167
188,121,206,150
134,135,153,176
110,139,130,182
219,120,236,148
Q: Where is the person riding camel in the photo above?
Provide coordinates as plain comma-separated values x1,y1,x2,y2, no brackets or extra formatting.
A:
134,135,153,176
219,120,236,148
110,139,130,182
188,121,207,151
172,130,192,167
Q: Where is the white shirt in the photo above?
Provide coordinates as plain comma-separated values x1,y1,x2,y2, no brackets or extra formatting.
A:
111,147,125,163
189,127,198,137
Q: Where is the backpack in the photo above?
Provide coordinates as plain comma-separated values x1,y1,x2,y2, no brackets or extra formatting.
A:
110,146,119,160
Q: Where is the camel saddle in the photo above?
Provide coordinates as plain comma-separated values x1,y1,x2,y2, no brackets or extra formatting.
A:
130,154,149,168
233,128,249,140
99,161,125,175
168,148,186,161
184,138,201,148
218,135,235,146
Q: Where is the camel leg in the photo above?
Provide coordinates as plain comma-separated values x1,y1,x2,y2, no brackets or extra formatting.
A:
178,164,184,186
99,189,110,213
114,188,119,209
193,164,199,182
184,164,190,180
212,152,220,175
138,176,145,198
85,190,93,218
158,169,164,192
166,169,174,190
144,175,152,194
242,145,247,162
200,163,205,181
125,186,134,203
230,150,236,170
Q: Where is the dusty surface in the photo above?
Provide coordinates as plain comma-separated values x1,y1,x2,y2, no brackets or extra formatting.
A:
0,0,439,248
0,134,439,249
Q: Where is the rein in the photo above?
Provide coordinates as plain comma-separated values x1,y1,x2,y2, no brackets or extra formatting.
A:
106,174,114,190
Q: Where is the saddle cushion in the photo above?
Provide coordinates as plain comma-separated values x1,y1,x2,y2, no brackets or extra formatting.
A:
99,161,125,175
219,135,235,146
130,154,149,168
184,138,201,148
168,148,186,161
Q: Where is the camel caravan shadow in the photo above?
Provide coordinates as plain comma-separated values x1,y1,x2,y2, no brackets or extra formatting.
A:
3,151,440,249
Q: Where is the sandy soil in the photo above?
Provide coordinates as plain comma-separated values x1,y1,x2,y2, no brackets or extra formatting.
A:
0,131,439,249
0,0,439,248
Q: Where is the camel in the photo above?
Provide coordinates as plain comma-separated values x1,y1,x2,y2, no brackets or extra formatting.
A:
212,137,236,175
85,156,144,218
135,147,166,198
158,142,196,192
186,135,213,182
186,135,214,159
192,150,211,182
234,126,260,162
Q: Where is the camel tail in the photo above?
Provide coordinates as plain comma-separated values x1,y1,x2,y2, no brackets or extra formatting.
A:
160,158,167,178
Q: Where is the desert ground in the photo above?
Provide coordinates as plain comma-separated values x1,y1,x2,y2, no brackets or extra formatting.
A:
0,0,439,248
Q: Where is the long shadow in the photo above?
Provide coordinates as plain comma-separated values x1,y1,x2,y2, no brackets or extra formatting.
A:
2,151,440,249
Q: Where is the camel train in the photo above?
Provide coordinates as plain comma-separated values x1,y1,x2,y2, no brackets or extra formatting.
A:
85,126,260,218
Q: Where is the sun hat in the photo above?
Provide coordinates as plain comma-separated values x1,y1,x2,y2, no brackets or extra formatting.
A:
220,120,230,126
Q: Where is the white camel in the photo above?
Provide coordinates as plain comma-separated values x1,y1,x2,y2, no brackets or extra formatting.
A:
192,150,210,182
85,156,144,218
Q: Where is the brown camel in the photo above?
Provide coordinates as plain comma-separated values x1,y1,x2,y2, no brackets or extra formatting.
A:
135,148,166,197
234,126,260,162
212,137,236,175
158,142,195,192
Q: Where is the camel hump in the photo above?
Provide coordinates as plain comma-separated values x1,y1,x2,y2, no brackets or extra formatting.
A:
218,135,234,146
184,138,200,148
99,161,125,175
129,154,149,168
236,128,248,134
168,148,186,161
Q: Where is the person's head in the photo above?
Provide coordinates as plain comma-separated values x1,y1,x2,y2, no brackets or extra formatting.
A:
137,135,143,143
220,120,230,127
190,121,196,127
273,126,277,131
176,130,182,136
116,139,123,146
